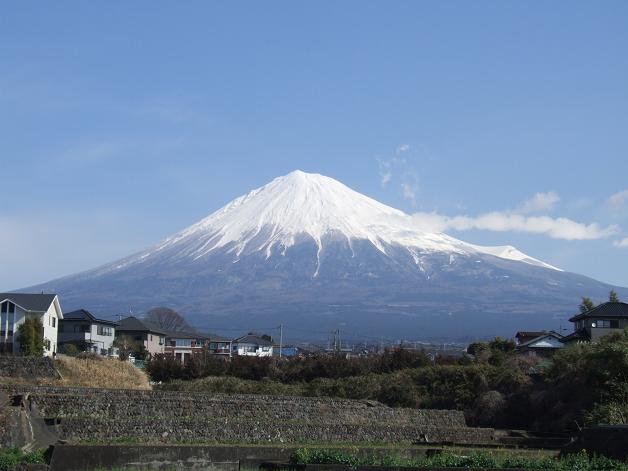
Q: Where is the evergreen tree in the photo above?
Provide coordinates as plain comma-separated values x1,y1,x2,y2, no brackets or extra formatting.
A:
579,297,595,313
609,290,620,303
17,318,44,356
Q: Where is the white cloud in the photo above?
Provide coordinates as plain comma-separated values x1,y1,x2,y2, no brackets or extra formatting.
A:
410,210,619,241
608,190,628,210
613,238,628,248
376,144,414,187
376,157,392,187
519,191,560,213
396,144,410,154
402,182,417,204
407,190,620,241
401,171,419,206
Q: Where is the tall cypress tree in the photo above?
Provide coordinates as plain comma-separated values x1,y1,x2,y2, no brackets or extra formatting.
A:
17,318,44,356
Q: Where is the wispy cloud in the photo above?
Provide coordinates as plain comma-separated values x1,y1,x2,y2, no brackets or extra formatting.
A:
376,144,419,204
377,157,393,187
396,144,410,154
401,170,419,206
518,191,560,213
409,191,619,241
608,190,628,211
411,211,619,240
614,238,628,248
58,140,122,164
134,96,213,126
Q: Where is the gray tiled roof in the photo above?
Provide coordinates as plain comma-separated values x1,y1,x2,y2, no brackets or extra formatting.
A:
0,293,57,312
63,309,118,326
569,302,628,322
234,334,273,346
117,316,167,335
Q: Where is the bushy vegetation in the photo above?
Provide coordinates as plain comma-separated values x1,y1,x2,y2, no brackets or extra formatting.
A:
154,330,628,432
16,317,44,356
290,448,628,470
147,347,430,383
114,335,149,361
0,448,46,470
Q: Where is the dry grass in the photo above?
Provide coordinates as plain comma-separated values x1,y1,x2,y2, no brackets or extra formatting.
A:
0,356,151,390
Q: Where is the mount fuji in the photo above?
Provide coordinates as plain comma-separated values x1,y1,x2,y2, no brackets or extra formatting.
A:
26,171,627,341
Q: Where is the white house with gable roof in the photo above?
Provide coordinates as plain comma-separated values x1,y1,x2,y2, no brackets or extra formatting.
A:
0,293,63,356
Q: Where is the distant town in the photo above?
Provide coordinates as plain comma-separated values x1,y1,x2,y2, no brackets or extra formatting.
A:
1,291,626,362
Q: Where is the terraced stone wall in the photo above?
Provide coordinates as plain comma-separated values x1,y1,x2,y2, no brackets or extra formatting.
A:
0,356,59,378
1,385,494,445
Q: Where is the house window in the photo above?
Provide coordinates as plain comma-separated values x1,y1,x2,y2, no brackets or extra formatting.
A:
44,339,51,351
97,325,112,336
175,339,192,347
1,302,7,313
52,317,56,328
159,336,164,345
8,303,14,314
596,319,619,328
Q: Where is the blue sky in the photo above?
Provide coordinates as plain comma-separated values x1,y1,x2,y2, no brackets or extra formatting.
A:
1,1,628,292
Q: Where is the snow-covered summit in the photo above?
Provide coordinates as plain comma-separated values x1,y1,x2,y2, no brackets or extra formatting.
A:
144,170,559,272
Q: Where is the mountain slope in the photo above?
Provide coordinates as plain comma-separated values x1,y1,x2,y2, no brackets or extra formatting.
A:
26,171,626,341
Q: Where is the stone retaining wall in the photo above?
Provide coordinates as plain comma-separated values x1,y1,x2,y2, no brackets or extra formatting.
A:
1,385,493,445
1,385,467,428
26,394,466,428
0,356,59,378
55,418,493,444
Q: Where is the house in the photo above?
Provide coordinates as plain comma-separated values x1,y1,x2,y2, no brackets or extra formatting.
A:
562,302,628,345
515,331,547,345
515,331,564,357
163,330,209,364
0,293,63,357
232,333,274,357
207,333,232,358
58,309,118,356
116,316,166,357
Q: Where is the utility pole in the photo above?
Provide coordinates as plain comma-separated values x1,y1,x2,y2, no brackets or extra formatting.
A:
279,324,283,358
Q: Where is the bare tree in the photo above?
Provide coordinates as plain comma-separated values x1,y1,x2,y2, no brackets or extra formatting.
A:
144,307,193,332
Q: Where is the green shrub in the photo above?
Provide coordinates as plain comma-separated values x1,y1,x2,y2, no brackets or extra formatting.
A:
60,343,79,356
0,448,46,470
16,318,44,356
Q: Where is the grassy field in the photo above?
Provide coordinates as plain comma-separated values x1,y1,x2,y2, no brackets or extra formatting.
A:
0,355,151,390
